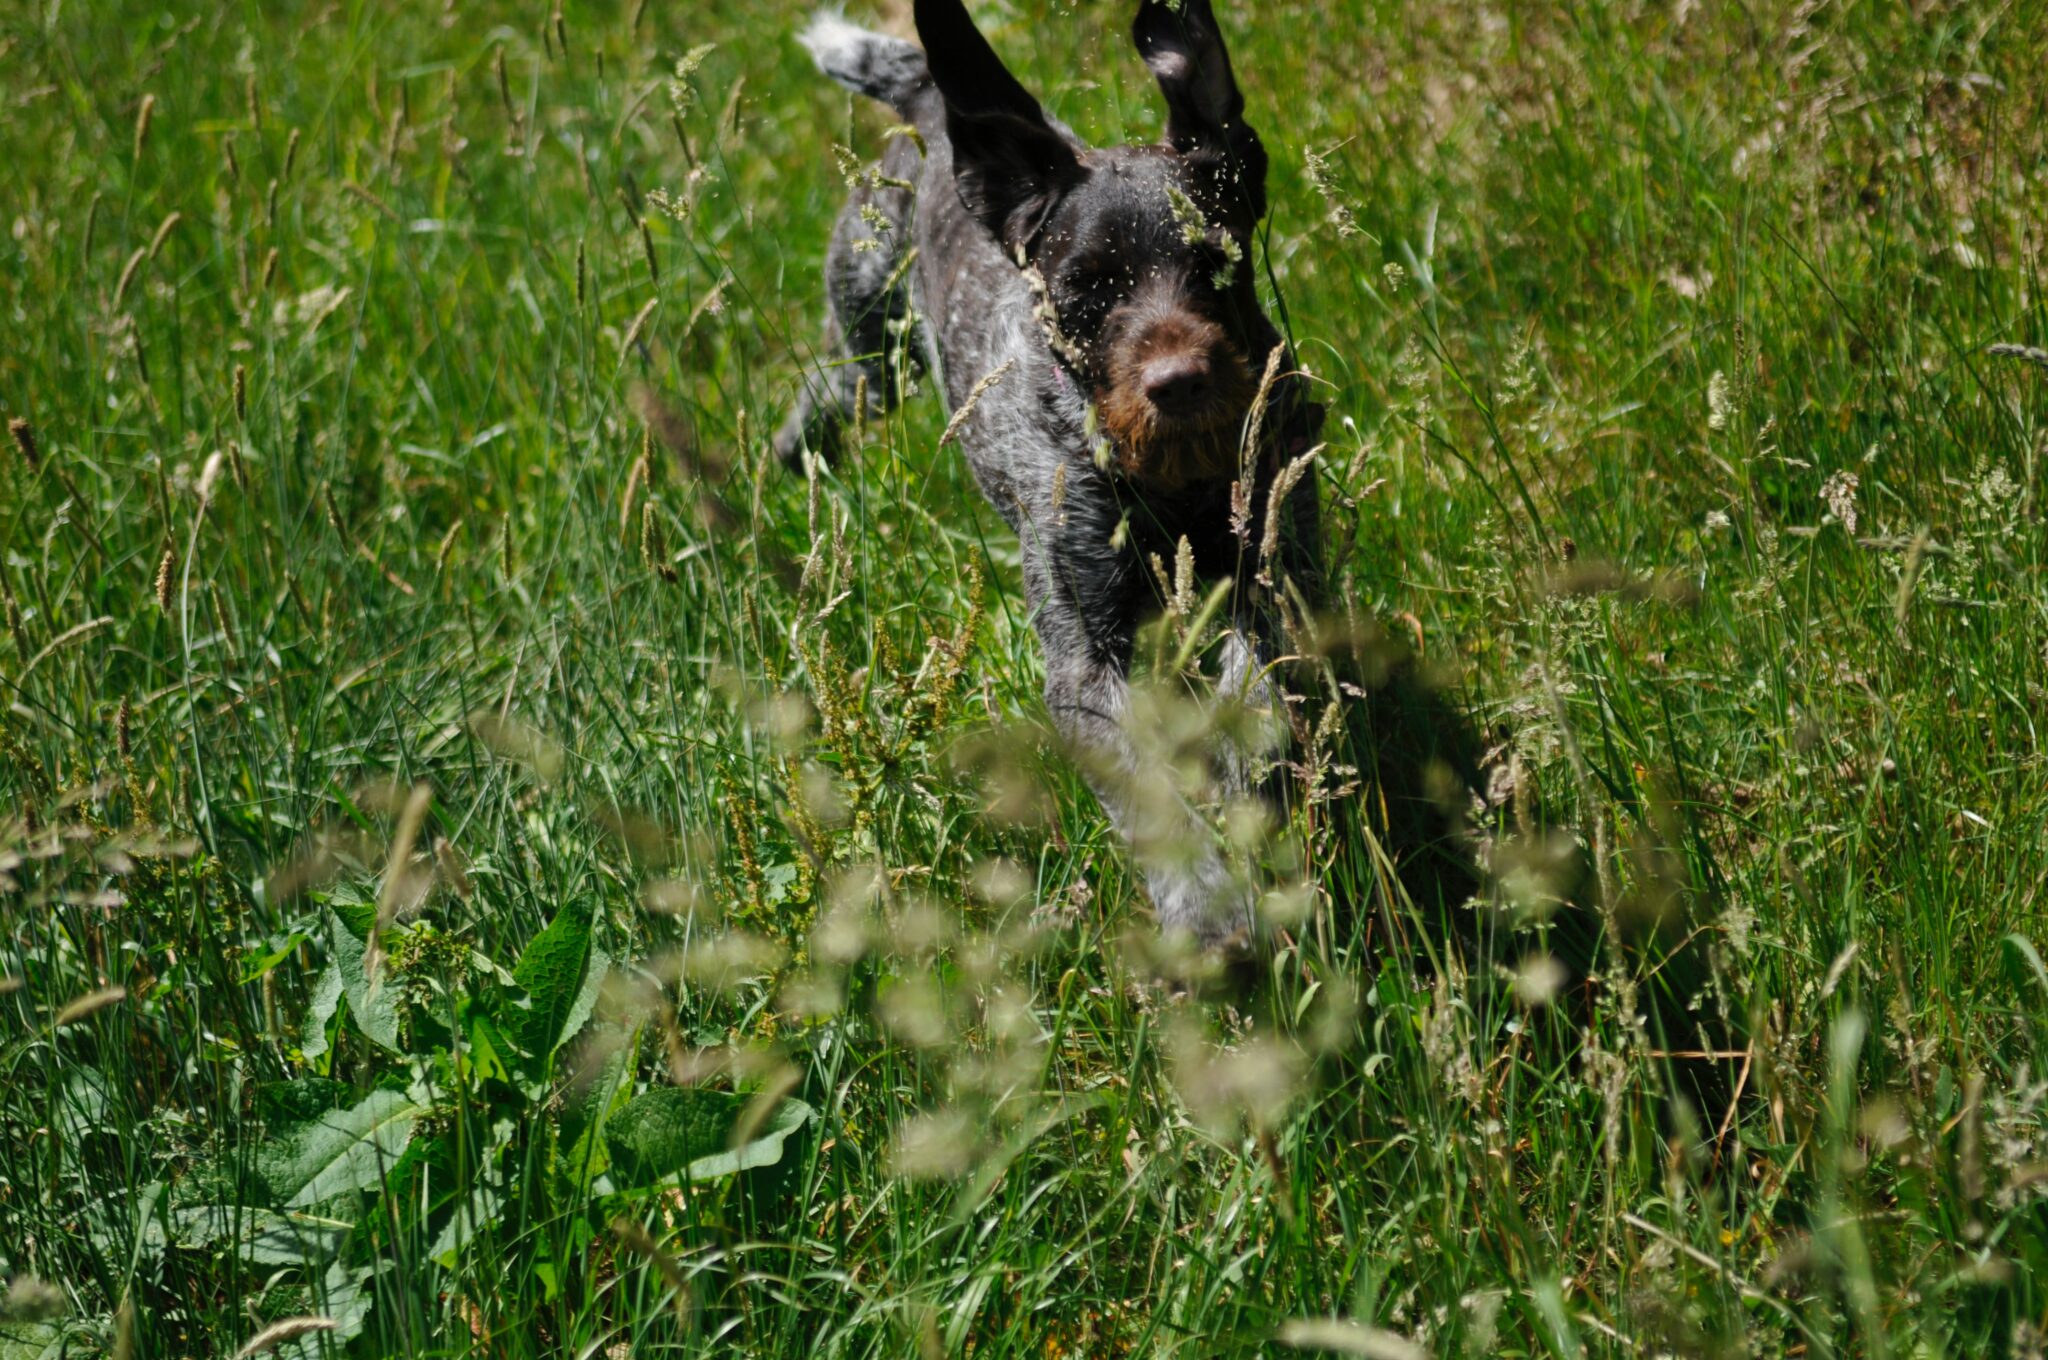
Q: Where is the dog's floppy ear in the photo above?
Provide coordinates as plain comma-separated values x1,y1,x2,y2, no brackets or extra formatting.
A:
1132,0,1266,220
915,0,1082,254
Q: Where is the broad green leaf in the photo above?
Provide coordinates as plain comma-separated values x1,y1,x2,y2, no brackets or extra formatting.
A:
557,1025,637,1188
265,1259,376,1359
2004,933,2048,999
605,1087,733,1185
93,1181,166,1275
508,907,594,1060
239,930,309,983
298,958,344,1063
462,1003,516,1085
330,911,403,1053
604,1087,813,1186
257,1078,350,1127
557,943,610,1054
330,899,377,940
684,1094,813,1181
258,1089,423,1208
151,1204,348,1267
427,1177,505,1268
0,1323,78,1360
52,1069,109,1144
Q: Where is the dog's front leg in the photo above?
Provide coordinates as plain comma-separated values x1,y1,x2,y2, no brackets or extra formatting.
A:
1041,641,1257,948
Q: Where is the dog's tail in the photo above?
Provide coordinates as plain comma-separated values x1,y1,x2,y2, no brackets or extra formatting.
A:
798,12,929,114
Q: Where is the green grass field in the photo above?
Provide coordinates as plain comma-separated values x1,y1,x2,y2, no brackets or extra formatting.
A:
5,0,2048,1354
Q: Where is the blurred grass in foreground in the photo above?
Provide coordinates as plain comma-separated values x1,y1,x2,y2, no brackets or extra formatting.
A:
3,0,2048,1355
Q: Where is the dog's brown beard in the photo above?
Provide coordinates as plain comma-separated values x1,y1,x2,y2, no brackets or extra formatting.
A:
1096,323,1258,491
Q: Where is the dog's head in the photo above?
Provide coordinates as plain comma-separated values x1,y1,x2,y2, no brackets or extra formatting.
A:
917,0,1283,488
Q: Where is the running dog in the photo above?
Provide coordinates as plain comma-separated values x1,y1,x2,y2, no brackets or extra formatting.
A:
780,0,1405,948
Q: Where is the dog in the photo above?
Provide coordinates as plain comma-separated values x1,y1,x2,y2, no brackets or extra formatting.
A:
779,0,1484,952
780,1,1741,1127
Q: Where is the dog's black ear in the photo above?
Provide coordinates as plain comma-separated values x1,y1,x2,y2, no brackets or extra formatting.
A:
1132,0,1266,220
915,0,1082,254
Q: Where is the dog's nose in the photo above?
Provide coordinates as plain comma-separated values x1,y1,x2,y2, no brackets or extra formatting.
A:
1141,354,1212,412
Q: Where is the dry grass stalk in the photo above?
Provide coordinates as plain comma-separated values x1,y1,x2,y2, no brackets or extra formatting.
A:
611,1218,692,1322
938,358,1016,449
621,297,659,354
1258,449,1319,585
55,985,128,1027
114,248,147,308
232,1318,337,1360
146,211,181,260
365,783,434,983
132,93,156,161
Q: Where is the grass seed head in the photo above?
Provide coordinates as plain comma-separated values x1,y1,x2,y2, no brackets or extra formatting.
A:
1987,342,2048,372
620,296,658,354
1302,144,1365,240
431,836,472,900
1821,469,1860,534
466,709,563,781
620,439,649,534
7,418,39,471
369,783,434,966
111,1293,135,1360
1168,1019,1306,1135
1274,1319,1428,1360
195,449,225,509
132,93,156,161
609,1217,692,1325
2,1277,65,1322
153,545,176,610
639,217,659,285
640,500,678,583
675,931,786,995
888,1108,981,1180
232,1318,338,1360
1511,952,1569,1008
877,973,954,1049
1707,370,1733,431
668,44,716,118
146,211,181,260
114,248,147,309
54,985,128,1027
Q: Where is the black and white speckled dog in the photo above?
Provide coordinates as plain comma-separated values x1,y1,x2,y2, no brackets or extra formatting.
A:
780,0,1338,947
